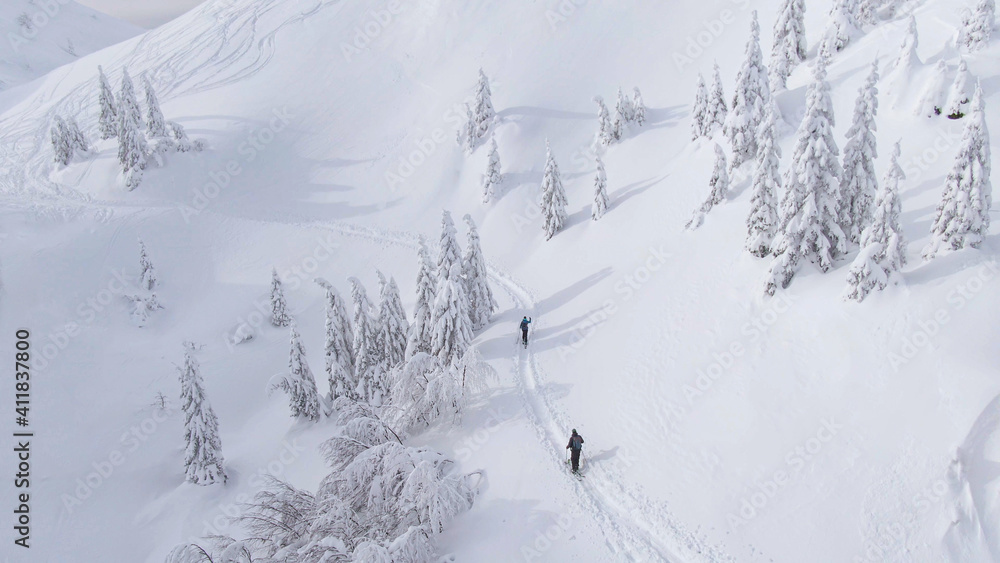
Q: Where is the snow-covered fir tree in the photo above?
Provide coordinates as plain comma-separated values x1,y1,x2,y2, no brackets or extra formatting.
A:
946,59,972,119
594,95,615,146
376,272,409,370
429,263,474,366
725,11,771,172
691,73,709,141
461,214,496,331
349,277,384,403
316,278,355,402
178,345,226,485
472,68,496,139
65,117,89,154
770,0,807,91
435,210,463,288
482,136,503,203
459,103,477,153
633,87,646,127
592,153,610,220
765,49,846,295
687,143,730,229
271,325,321,421
706,62,728,135
143,75,167,138
611,87,629,141
924,82,993,258
50,116,72,166
270,268,291,327
406,237,437,360
117,69,147,190
825,0,861,52
918,60,950,117
841,60,880,244
97,65,118,140
959,0,995,52
746,100,782,257
856,0,881,26
845,140,907,301
138,238,157,290
539,140,568,240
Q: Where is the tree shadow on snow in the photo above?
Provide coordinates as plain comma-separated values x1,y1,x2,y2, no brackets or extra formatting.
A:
536,268,613,314
497,106,593,121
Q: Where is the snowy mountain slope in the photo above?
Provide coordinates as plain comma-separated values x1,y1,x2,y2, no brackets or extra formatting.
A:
0,0,141,94
1,0,999,561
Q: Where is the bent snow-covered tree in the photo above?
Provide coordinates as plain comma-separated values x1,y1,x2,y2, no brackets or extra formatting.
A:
825,0,861,52
540,140,568,240
845,140,908,302
179,345,226,485
765,49,845,295
376,272,410,371
350,277,385,404
746,100,782,257
271,325,322,421
687,143,730,230
592,153,610,220
770,0,807,91
406,237,437,360
924,83,993,258
482,136,503,203
462,215,497,331
725,11,771,172
270,268,291,327
430,263,474,366
316,278,355,402
139,238,157,290
959,0,996,52
97,65,118,139
840,60,880,244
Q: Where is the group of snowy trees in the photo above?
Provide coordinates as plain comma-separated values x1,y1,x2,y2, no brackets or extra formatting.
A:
468,70,634,240
168,213,497,559
51,66,203,190
689,9,992,302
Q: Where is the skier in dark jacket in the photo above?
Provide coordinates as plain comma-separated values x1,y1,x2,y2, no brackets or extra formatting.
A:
520,317,531,346
566,429,584,472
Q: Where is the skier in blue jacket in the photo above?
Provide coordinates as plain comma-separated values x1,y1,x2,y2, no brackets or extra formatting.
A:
566,429,584,472
520,316,531,347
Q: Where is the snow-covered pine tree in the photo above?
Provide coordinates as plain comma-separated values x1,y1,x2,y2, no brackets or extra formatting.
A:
746,100,782,257
270,268,291,327
167,121,203,152
825,0,861,52
856,0,881,26
65,117,89,154
462,214,497,331
178,345,226,485
435,210,463,289
405,237,437,360
138,238,157,290
97,65,118,140
687,143,730,229
959,0,996,52
349,277,383,403
691,73,709,141
770,0,807,91
472,68,496,139
594,95,615,146
924,82,992,258
50,116,72,166
706,62,728,135
460,103,477,153
482,136,503,203
117,69,147,191
918,60,950,117
143,75,167,138
539,140,568,240
429,263,474,366
845,140,907,301
946,59,972,119
632,87,646,127
840,60,880,244
316,278,356,402
592,153,610,220
271,325,321,421
376,272,409,370
764,49,846,295
725,11,771,172
611,87,629,141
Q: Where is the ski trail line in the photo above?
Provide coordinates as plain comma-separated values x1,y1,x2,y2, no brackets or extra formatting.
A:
319,221,733,563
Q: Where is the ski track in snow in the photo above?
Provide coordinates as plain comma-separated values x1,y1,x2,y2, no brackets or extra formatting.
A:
319,220,733,563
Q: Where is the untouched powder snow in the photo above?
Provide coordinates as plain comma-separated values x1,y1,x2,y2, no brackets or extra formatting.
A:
1,0,999,561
